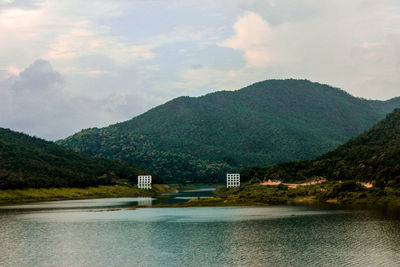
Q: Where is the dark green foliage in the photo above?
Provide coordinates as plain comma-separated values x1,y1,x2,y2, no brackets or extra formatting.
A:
0,128,161,189
57,79,399,183
244,109,400,187
317,181,365,201
195,181,400,207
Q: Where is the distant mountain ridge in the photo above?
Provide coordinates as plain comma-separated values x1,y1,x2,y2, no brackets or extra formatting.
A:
58,79,400,183
0,128,158,189
243,108,400,187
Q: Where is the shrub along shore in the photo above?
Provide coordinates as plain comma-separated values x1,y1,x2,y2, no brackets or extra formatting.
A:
174,180,400,208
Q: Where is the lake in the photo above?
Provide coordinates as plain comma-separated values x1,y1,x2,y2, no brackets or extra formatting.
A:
0,189,399,267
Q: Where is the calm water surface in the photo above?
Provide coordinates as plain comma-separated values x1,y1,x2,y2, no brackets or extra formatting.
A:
0,189,399,267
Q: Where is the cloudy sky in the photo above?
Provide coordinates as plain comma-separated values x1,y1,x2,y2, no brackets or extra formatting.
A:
1,0,400,140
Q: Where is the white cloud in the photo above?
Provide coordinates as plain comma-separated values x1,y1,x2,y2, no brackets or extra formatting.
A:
0,65,20,75
215,1,400,99
0,0,157,76
220,11,273,68
45,27,156,64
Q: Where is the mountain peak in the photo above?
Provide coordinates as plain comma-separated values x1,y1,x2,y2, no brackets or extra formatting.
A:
58,79,399,183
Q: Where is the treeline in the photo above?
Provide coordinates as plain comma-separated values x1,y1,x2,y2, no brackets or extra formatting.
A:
58,79,399,183
0,128,162,189
241,109,400,187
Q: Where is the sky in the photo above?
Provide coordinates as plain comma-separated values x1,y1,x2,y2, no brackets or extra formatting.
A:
1,0,400,140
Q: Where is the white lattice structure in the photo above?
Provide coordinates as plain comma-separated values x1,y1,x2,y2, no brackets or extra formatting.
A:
227,173,240,188
138,175,152,189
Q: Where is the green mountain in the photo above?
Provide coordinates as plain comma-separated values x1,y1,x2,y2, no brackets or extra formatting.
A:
0,128,159,189
243,109,400,187
58,79,400,183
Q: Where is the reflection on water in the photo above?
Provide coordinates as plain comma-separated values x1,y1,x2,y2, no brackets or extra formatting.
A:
0,191,399,267
0,198,156,211
156,188,216,205
138,198,153,206
0,188,216,211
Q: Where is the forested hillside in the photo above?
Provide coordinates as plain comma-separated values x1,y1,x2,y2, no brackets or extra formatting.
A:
58,79,400,183
242,109,400,187
0,128,160,189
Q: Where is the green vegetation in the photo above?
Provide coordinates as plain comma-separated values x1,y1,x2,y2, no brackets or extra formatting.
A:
242,109,400,187
178,181,400,207
0,184,172,204
0,128,162,189
57,79,400,183
183,109,400,208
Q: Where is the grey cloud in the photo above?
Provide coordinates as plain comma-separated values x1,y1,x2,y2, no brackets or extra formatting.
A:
0,60,160,140
1,60,71,139
11,60,63,93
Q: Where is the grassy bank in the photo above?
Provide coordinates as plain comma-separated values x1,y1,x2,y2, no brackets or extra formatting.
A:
0,184,172,205
177,181,400,208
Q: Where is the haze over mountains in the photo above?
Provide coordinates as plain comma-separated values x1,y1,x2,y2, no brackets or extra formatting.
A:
0,128,158,189
244,108,400,187
58,79,400,183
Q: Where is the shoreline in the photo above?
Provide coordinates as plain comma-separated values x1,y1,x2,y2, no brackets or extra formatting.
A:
1,194,399,210
0,184,174,205
170,196,400,209
171,182,400,209
1,183,399,210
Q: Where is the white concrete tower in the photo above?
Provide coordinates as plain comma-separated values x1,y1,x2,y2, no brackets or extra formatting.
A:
227,173,240,188
138,175,152,189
